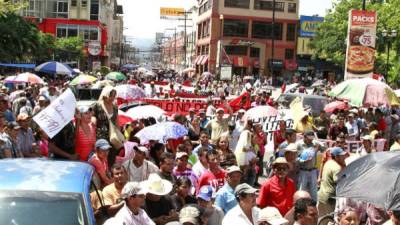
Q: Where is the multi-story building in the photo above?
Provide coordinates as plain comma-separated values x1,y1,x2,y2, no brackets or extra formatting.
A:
194,0,299,78
15,0,123,69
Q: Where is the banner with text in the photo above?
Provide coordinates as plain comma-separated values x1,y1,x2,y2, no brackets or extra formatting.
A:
318,138,386,153
141,99,207,115
33,89,77,138
344,10,377,80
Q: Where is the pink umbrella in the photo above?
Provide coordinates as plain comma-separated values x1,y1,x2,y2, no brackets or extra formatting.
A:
13,72,44,84
324,100,350,113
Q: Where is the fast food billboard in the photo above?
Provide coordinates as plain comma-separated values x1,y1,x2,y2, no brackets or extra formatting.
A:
344,10,377,80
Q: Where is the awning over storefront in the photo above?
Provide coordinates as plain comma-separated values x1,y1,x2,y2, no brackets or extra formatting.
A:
0,63,36,69
193,56,201,65
195,56,204,65
232,56,249,67
200,55,209,65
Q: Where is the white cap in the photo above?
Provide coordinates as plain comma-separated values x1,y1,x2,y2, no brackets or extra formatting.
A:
258,207,289,225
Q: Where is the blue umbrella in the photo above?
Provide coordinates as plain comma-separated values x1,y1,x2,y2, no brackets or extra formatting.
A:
35,61,75,76
122,64,138,70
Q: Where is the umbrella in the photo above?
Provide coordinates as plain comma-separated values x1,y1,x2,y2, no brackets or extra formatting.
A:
243,106,278,121
337,151,400,210
323,100,350,113
144,71,157,77
118,110,134,127
4,75,16,83
328,78,400,107
135,121,188,144
13,72,44,84
69,74,97,86
126,105,165,120
35,61,74,76
122,64,138,70
182,68,195,73
105,72,126,81
115,84,146,100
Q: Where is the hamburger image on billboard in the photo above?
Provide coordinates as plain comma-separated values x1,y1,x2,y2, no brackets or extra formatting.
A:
344,10,377,80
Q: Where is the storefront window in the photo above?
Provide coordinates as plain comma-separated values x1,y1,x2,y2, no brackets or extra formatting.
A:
223,19,248,37
288,3,297,13
252,21,282,40
224,0,250,8
225,46,247,55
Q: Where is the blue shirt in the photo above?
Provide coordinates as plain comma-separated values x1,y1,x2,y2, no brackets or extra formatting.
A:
215,183,238,214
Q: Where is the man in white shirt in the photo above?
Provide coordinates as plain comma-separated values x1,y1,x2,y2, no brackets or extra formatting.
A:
345,113,359,141
222,183,260,225
123,146,159,182
104,181,155,225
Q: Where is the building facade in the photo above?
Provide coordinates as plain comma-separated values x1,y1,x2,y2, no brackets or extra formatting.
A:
194,0,299,78
16,0,123,69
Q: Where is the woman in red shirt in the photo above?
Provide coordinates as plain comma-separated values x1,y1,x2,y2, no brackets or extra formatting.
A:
75,106,96,161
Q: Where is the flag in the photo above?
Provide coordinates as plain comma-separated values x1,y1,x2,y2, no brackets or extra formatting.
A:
229,91,251,112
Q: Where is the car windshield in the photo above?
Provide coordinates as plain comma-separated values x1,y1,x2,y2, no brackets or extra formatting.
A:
0,190,86,225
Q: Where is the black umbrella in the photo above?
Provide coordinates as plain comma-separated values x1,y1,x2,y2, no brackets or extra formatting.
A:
336,151,400,210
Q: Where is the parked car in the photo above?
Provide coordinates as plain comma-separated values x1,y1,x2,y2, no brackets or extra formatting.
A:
277,93,328,116
0,159,98,225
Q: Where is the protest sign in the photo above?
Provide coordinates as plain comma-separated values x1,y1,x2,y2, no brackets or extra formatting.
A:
33,89,76,138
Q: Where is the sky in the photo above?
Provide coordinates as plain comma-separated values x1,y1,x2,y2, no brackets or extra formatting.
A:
120,0,335,40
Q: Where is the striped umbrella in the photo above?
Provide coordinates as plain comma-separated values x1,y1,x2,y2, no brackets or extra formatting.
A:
35,61,74,76
13,72,44,84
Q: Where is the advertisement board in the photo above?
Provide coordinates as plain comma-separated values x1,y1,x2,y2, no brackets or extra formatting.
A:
344,10,377,80
220,66,232,80
299,15,324,37
160,7,184,17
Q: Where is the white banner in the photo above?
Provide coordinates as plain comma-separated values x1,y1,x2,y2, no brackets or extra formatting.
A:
33,89,77,138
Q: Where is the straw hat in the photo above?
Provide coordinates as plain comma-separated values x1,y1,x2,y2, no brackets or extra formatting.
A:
142,173,173,196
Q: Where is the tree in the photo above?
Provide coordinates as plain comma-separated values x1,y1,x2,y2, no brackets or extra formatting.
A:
53,37,84,62
0,0,27,15
0,13,41,61
310,0,400,83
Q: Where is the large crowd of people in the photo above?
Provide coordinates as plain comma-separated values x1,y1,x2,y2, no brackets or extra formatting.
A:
0,69,400,225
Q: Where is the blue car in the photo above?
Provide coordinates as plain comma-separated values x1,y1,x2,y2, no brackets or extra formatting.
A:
0,158,97,225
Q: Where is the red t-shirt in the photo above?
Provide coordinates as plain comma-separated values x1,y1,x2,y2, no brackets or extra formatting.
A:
257,175,296,215
197,169,226,194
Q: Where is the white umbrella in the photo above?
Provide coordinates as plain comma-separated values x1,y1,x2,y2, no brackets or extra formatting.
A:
115,84,146,100
135,121,188,144
243,106,279,121
126,105,166,120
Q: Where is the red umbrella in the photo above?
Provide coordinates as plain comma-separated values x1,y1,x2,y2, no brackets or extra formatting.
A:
118,110,134,127
324,100,350,113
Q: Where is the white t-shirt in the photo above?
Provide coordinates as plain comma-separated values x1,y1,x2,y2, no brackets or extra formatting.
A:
123,160,159,182
192,161,208,178
345,121,359,141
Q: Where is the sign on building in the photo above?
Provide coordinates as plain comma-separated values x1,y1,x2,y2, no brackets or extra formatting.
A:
220,66,232,80
344,10,377,80
88,41,101,56
299,15,324,37
160,7,184,18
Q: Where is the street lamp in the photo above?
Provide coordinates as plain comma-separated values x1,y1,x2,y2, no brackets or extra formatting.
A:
382,29,397,78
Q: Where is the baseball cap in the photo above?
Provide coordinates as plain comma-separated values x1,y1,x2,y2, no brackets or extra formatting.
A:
226,165,242,175
216,108,224,113
179,206,201,224
38,95,48,101
7,121,21,130
272,157,289,166
16,113,30,121
235,183,257,196
330,147,346,157
197,185,214,202
258,207,289,225
304,130,315,137
95,139,112,150
361,135,372,141
78,105,92,114
134,146,148,153
121,182,147,199
176,151,188,159
284,143,297,153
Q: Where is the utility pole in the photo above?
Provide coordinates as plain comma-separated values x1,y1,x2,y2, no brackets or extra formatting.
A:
270,0,276,85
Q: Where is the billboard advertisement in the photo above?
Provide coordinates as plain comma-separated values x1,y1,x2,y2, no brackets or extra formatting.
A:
344,10,377,80
160,7,184,18
299,15,324,37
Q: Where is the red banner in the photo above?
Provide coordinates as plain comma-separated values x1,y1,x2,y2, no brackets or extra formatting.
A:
140,99,207,115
